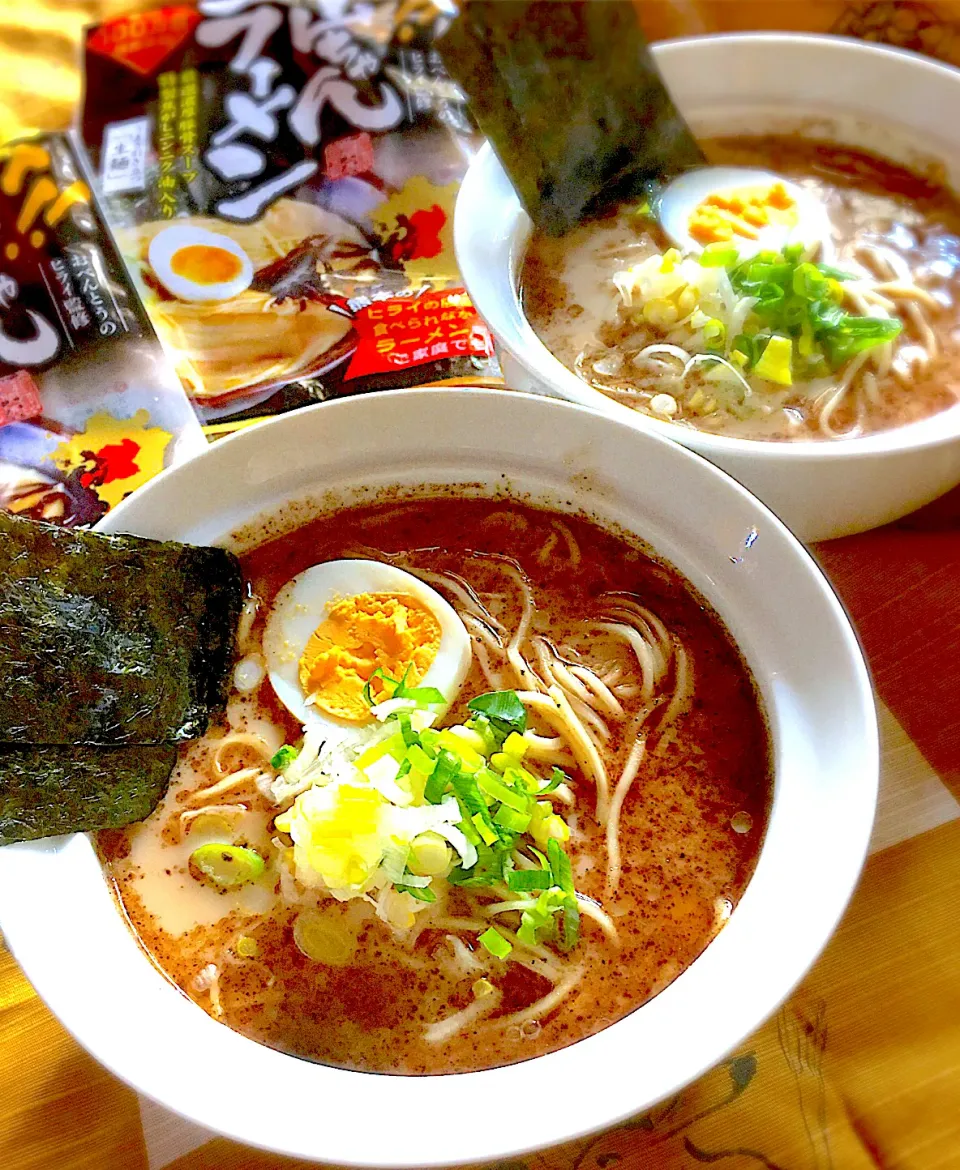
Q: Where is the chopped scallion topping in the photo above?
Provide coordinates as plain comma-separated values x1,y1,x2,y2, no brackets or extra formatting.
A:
467,690,527,739
396,883,437,903
507,868,553,892
478,927,512,960
270,745,298,771
539,767,568,794
362,664,446,708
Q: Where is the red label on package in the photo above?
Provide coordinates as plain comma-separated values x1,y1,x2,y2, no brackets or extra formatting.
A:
344,289,493,380
88,6,200,76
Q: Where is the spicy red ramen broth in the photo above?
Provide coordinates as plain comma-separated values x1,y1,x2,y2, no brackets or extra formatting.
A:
99,500,771,1074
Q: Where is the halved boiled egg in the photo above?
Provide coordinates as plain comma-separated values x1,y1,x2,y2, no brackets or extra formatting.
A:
263,560,472,735
147,224,254,303
657,166,834,262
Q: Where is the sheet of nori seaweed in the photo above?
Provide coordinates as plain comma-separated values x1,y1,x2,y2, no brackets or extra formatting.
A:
0,513,243,745
440,0,705,235
0,743,178,845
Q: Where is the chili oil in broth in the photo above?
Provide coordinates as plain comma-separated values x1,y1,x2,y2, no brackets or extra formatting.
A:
522,135,960,440
100,499,772,1075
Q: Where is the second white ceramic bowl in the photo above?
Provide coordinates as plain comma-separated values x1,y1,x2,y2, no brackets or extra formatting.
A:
455,34,960,542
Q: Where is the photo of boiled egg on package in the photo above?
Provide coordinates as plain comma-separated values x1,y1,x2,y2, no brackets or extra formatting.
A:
147,224,254,304
115,202,369,413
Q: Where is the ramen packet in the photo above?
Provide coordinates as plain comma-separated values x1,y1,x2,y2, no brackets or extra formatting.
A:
78,1,499,428
0,131,204,526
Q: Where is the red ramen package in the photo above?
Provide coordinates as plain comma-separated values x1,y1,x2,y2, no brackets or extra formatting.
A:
0,132,203,525
79,1,498,425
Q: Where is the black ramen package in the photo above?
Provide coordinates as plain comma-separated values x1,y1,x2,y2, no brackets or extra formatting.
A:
79,0,498,425
0,132,203,525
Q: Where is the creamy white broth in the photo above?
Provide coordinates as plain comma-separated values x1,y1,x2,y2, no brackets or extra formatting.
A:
522,136,960,441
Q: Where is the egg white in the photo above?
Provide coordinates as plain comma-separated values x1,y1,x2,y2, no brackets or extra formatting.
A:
657,166,835,262
147,224,254,303
262,559,473,736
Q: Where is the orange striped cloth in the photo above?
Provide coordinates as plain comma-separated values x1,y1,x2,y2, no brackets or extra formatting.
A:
2,3,960,1167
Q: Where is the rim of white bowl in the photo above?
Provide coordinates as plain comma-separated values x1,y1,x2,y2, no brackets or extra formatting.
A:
0,389,878,1166
455,31,960,465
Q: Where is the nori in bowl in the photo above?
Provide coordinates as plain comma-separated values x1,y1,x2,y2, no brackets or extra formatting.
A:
441,0,705,235
0,513,244,844
0,744,179,845
0,513,243,745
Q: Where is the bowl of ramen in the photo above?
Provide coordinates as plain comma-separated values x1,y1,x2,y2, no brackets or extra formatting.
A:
455,34,960,542
0,389,877,1164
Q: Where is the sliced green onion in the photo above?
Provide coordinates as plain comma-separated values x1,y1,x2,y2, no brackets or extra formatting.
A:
494,804,532,833
395,711,417,747
436,728,486,772
399,685,446,706
356,730,405,772
472,811,498,847
396,883,437,903
507,868,553,892
560,893,580,951
477,769,530,812
189,843,264,887
539,767,568,795
816,263,855,281
418,728,440,756
464,713,498,755
478,926,512,960
501,731,528,759
363,662,446,709
294,909,357,965
517,911,539,948
820,315,902,368
451,767,491,819
753,334,793,385
407,743,435,775
731,333,758,367
548,838,574,895
408,831,450,876
467,691,527,735
699,242,738,268
424,748,459,804
362,667,399,705
235,935,258,958
270,745,298,771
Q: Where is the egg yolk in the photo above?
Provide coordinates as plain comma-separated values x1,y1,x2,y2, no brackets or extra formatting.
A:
688,183,798,245
170,244,243,285
298,592,442,722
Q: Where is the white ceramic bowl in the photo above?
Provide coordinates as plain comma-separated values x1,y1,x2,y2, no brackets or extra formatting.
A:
455,33,960,542
0,390,877,1166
